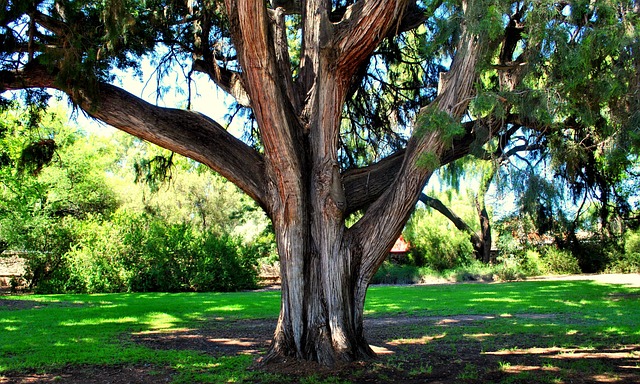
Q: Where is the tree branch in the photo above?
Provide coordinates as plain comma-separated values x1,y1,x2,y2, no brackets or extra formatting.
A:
350,0,486,283
419,193,482,248
225,0,306,216
341,116,503,215
341,151,405,215
333,0,412,77
192,59,250,106
1,64,268,207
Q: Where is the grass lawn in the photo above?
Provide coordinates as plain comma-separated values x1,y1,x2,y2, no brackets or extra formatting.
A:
1,278,639,383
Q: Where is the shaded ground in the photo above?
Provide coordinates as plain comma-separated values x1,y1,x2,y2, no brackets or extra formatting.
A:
1,274,639,383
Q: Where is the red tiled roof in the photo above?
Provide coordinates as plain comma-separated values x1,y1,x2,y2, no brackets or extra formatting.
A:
390,235,410,253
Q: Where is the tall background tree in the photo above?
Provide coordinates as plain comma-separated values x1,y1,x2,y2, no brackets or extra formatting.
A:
1,0,638,366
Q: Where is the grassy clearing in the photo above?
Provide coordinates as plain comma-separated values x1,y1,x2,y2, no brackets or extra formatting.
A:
1,279,639,383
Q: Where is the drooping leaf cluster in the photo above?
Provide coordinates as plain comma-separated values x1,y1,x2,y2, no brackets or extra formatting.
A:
1,0,233,99
460,0,640,233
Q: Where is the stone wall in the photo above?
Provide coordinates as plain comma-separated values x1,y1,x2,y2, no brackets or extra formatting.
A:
0,253,26,287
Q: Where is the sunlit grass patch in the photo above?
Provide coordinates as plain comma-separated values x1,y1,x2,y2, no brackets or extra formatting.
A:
0,279,638,382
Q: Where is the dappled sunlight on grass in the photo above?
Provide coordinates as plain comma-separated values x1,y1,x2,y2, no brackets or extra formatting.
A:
387,333,447,346
1,279,638,382
499,363,561,373
483,345,640,383
60,316,139,327
463,332,494,340
486,345,640,359
202,304,246,313
470,297,523,303
144,312,183,330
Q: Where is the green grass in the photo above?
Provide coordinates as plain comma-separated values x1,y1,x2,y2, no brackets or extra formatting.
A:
1,280,638,383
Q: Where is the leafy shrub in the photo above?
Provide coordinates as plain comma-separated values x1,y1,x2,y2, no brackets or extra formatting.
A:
126,221,196,292
372,262,420,284
494,255,527,281
66,212,259,293
520,249,546,276
404,210,475,271
605,231,640,273
65,218,129,293
191,233,259,292
11,216,81,293
606,253,640,273
445,260,495,282
542,247,581,275
372,262,439,285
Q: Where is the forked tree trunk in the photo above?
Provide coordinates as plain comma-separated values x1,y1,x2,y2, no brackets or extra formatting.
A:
229,0,482,365
0,0,483,368
0,0,507,367
266,227,377,365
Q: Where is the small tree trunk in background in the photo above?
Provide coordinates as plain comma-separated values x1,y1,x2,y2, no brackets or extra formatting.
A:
475,161,498,264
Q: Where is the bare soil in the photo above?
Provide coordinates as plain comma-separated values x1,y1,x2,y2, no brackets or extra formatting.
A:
1,274,639,383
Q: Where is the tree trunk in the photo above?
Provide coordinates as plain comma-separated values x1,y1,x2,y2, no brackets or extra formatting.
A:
266,228,377,366
475,161,497,264
1,0,484,368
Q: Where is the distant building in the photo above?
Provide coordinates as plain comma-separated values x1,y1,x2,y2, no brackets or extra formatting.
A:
389,236,410,263
0,252,26,288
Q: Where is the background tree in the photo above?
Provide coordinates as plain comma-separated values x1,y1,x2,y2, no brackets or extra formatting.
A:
1,0,638,366
0,102,271,293
0,102,119,290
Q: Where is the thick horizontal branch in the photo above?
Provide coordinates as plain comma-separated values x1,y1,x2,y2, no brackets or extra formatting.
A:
341,116,501,215
32,11,69,36
192,59,250,106
341,151,405,215
85,85,268,206
1,64,268,206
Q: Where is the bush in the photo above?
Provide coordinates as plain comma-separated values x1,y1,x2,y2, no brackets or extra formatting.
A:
494,255,527,281
372,262,439,285
65,218,130,293
520,249,546,276
191,233,259,292
372,262,420,284
605,231,640,273
23,211,260,293
404,210,475,271
114,213,259,293
13,216,80,294
542,247,581,275
445,260,495,282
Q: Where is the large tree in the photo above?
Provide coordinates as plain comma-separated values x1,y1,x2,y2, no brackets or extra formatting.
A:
1,0,638,366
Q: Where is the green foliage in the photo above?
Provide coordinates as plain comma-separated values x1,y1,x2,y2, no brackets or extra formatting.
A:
29,209,260,294
133,153,175,192
0,104,268,293
372,262,438,285
494,254,527,282
0,104,119,292
542,247,581,275
416,151,441,172
606,229,640,273
444,260,495,282
404,207,475,271
416,107,465,146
